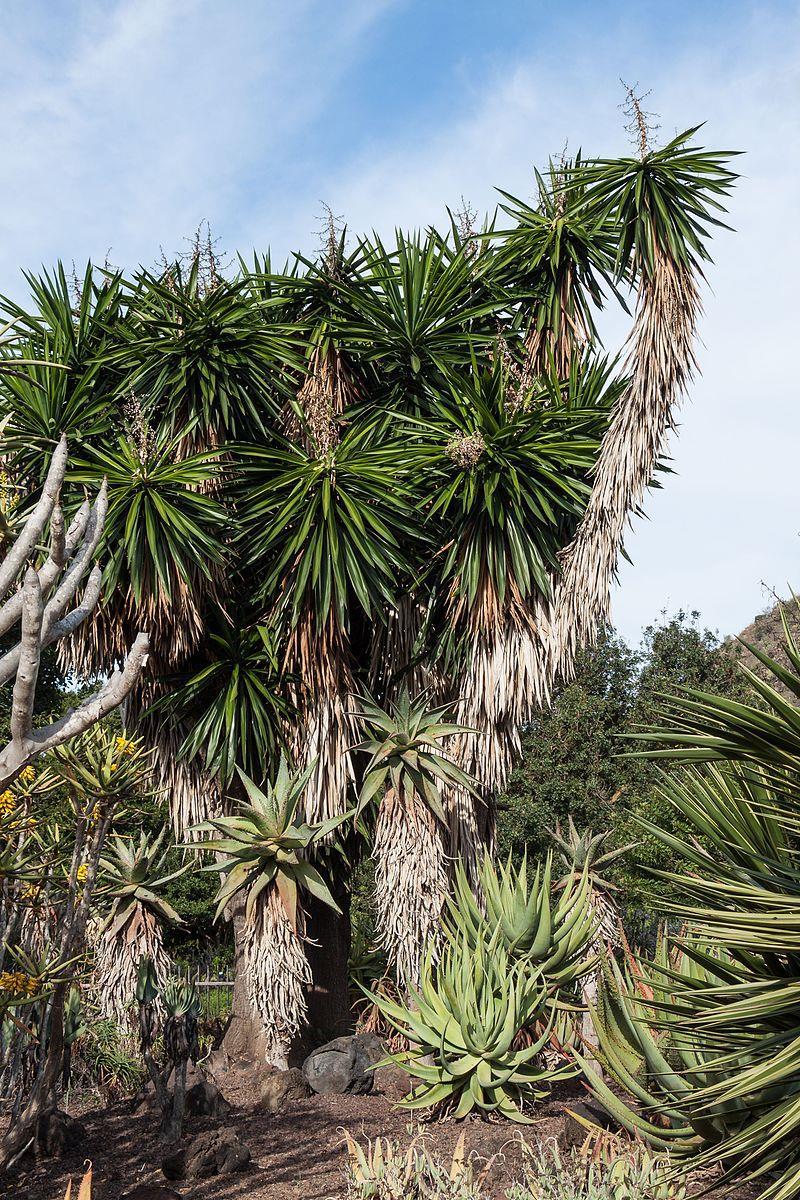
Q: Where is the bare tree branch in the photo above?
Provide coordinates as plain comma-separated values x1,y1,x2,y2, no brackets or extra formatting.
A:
0,438,149,789
0,498,91,637
9,568,43,744
0,435,68,600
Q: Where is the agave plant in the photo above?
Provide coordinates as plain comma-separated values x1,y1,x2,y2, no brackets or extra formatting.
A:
356,689,475,986
195,755,346,1066
92,829,187,1027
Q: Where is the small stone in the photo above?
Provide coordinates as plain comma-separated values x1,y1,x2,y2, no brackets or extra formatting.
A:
259,1067,308,1112
164,1127,251,1180
218,1141,251,1174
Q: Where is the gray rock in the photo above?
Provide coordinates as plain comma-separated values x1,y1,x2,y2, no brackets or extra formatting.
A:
185,1078,232,1118
302,1032,385,1095
259,1067,308,1112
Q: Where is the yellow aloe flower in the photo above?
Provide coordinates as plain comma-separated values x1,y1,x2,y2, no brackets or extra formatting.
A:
0,790,15,817
19,765,36,784
0,970,38,998
76,863,89,883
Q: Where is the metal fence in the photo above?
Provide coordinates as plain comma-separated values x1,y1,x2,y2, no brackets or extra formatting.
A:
174,961,234,1019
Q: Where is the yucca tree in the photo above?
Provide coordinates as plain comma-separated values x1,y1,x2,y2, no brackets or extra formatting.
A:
413,357,613,871
195,756,346,1066
241,417,417,826
93,830,186,1028
355,689,475,985
547,123,738,684
0,113,736,1064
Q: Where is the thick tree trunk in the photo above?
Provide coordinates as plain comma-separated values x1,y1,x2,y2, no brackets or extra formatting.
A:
221,902,270,1065
221,885,353,1069
304,887,353,1044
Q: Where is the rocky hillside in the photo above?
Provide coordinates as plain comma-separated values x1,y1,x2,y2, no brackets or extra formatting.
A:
729,593,800,699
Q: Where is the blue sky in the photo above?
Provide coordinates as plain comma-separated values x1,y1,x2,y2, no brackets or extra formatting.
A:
1,0,799,645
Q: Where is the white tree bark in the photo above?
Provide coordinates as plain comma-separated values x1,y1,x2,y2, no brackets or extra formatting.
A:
0,435,149,788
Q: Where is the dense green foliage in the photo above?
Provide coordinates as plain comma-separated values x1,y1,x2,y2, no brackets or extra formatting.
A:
496,611,746,912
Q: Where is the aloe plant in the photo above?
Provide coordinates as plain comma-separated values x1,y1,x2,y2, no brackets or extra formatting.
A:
195,755,346,1066
93,829,187,1027
356,689,475,986
372,933,574,1122
449,850,595,988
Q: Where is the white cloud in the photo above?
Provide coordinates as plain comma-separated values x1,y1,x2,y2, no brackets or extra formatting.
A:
1,0,798,646
252,3,800,645
0,0,399,280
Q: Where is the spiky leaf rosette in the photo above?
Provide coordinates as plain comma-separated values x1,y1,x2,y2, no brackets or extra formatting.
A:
194,757,346,1065
92,829,186,1026
373,934,574,1121
332,229,505,404
64,428,229,678
496,155,620,381
356,690,475,986
550,818,633,948
449,850,596,991
548,130,738,684
52,726,154,812
414,357,610,870
110,261,297,443
146,617,289,834
240,420,416,824
0,263,123,481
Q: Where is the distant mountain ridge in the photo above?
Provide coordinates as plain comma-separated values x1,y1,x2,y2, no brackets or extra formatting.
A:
729,593,800,699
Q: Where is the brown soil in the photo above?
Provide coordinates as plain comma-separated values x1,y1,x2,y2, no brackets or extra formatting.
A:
1,1071,759,1200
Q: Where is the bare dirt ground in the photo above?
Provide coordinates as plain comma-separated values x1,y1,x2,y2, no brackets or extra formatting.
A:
1,1071,760,1200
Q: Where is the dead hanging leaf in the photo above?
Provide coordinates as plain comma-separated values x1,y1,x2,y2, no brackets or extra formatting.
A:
78,1164,93,1200
63,1163,93,1200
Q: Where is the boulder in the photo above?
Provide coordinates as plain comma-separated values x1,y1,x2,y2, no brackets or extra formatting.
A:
371,1063,412,1100
302,1032,384,1095
259,1067,308,1113
185,1078,232,1118
33,1108,85,1160
162,1127,251,1180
